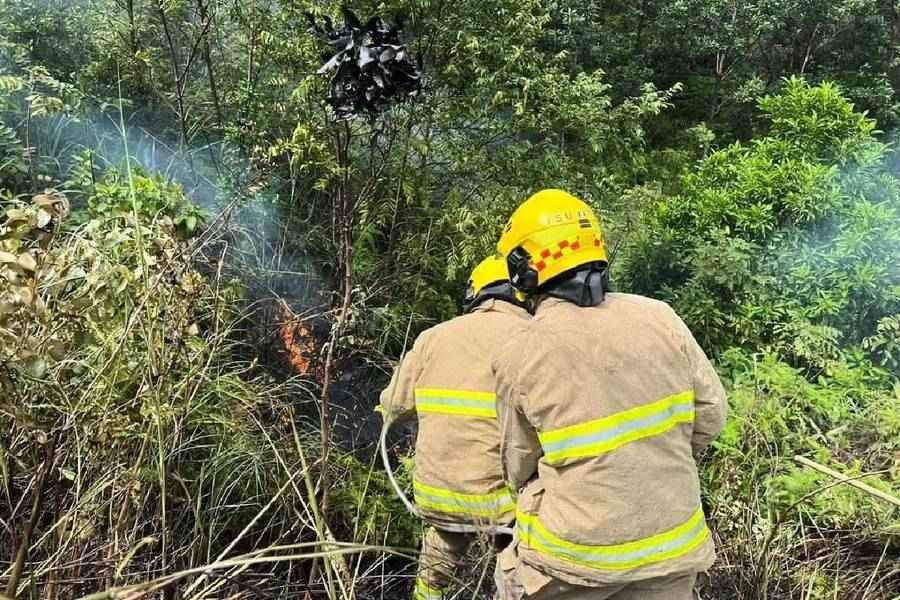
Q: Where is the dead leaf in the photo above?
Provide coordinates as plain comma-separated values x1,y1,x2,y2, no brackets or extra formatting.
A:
17,252,37,272
36,209,52,228
33,194,54,207
17,286,34,306
47,339,66,360
4,208,30,224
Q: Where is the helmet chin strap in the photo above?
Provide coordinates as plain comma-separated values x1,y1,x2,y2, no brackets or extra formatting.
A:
543,263,608,307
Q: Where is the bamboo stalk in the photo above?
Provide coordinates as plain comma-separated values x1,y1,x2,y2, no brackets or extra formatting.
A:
794,455,900,508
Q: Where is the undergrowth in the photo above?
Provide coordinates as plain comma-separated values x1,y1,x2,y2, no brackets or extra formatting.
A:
0,168,419,599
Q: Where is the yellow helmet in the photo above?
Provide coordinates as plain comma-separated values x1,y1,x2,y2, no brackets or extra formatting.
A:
462,254,526,313
497,189,607,292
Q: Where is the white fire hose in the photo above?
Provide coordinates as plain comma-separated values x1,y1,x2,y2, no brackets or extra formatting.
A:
379,414,514,536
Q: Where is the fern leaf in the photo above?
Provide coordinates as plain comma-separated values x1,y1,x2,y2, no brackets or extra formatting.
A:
0,75,24,94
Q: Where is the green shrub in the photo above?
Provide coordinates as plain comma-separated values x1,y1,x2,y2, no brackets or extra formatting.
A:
331,451,419,548
621,79,900,375
704,349,899,596
1,183,319,596
71,157,205,235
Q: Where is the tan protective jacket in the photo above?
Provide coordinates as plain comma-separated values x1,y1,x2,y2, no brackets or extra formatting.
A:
493,294,727,585
380,299,530,526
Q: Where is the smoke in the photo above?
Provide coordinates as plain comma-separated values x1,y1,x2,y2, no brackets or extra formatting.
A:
0,0,319,305
11,99,390,450
22,106,325,315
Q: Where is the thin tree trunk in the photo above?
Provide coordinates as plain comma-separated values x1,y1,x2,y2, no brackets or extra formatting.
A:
125,0,138,52
634,0,646,57
800,24,819,74
5,438,55,599
195,0,224,127
890,1,900,86
319,120,353,508
157,1,189,146
307,120,355,597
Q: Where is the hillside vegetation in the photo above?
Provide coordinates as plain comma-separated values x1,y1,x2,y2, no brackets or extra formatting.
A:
1,0,898,598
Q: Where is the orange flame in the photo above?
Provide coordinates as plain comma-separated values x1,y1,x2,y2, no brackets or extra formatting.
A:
278,302,318,377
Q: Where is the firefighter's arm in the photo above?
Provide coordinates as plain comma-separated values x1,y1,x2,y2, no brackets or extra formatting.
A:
677,319,728,455
378,331,428,423
494,349,542,491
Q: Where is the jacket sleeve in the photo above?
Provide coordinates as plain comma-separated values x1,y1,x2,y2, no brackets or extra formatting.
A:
674,315,728,455
494,341,543,491
379,331,428,423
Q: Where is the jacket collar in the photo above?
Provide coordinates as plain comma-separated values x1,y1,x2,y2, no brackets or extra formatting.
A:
533,295,573,315
473,298,530,318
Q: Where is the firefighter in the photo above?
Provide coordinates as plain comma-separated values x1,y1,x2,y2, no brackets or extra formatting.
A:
379,255,530,600
491,189,728,600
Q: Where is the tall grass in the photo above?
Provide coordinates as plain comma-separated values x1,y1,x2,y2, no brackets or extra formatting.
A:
0,87,425,598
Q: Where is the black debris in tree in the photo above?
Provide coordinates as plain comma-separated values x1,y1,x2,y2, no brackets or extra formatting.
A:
306,7,421,120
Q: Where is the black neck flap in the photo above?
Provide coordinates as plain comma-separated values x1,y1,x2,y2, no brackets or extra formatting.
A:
541,263,608,307
463,282,526,314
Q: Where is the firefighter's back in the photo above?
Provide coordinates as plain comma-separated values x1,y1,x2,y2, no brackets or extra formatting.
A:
510,293,715,583
412,299,529,525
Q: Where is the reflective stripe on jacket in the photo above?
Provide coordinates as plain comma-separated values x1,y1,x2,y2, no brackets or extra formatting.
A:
380,299,529,526
516,506,709,571
415,388,498,418
413,577,443,600
538,390,695,465
414,480,516,520
493,294,727,584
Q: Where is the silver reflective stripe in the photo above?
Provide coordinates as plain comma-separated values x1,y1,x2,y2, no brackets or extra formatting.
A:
413,480,516,518
414,488,513,511
415,388,496,418
520,515,707,566
417,396,494,409
516,506,710,570
538,391,696,463
541,401,694,453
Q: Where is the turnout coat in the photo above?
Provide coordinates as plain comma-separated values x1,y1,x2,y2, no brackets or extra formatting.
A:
380,299,530,527
493,293,728,585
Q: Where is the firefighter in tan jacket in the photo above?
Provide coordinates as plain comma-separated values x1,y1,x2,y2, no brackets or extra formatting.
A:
491,189,728,600
380,256,530,600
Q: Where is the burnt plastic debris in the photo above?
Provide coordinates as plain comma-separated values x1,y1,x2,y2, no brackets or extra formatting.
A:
306,7,421,120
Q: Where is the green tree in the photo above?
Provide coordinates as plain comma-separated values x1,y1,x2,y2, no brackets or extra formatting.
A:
622,78,900,374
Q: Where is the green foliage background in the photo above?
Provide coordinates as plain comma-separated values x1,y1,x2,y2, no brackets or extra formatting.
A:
1,0,899,598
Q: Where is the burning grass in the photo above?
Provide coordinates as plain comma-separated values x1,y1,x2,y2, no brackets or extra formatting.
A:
277,300,320,379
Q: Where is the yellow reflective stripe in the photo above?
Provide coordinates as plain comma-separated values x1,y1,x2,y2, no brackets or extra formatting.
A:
539,391,694,444
414,578,443,600
538,391,695,463
415,404,496,418
416,388,495,401
414,480,513,502
414,480,515,518
517,506,709,571
414,388,497,418
417,497,516,518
